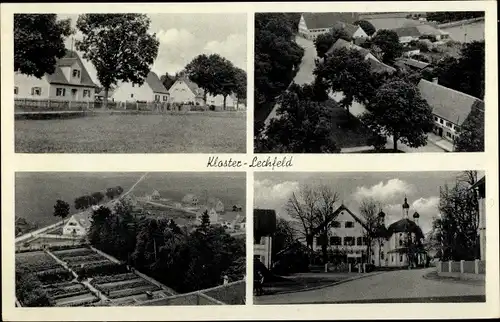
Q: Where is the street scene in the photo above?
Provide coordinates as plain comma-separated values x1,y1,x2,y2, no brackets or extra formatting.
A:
253,171,486,304
14,13,247,153
15,172,246,306
255,11,485,153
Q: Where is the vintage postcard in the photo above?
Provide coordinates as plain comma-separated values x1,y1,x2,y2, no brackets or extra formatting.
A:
1,1,498,321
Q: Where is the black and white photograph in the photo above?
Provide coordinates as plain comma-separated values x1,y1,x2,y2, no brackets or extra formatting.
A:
253,171,486,304
15,172,246,306
255,11,485,153
14,13,247,153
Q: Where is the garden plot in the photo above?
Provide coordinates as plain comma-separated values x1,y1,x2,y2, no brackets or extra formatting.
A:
43,281,89,300
91,272,161,300
55,292,99,307
16,251,61,272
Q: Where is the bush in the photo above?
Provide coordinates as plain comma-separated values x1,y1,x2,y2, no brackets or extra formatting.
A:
36,268,74,284
364,263,376,273
209,105,216,111
16,269,55,307
367,134,387,151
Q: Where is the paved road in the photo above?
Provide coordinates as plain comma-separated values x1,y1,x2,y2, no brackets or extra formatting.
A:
255,268,485,304
264,36,316,125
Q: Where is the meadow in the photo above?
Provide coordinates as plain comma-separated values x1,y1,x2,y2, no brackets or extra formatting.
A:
15,112,246,153
15,172,246,228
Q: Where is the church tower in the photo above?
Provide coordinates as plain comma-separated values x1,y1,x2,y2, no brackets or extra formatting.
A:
402,196,410,219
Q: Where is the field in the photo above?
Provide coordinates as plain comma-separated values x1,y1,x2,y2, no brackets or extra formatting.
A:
442,21,485,43
15,246,171,306
15,112,246,153
16,172,246,228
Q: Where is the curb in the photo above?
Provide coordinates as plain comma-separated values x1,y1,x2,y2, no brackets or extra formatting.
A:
260,271,387,296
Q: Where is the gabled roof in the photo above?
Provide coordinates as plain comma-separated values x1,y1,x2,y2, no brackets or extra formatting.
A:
46,50,96,87
394,26,421,38
302,12,360,30
332,21,362,38
368,18,425,31
418,79,484,125
400,58,430,69
70,212,92,229
326,38,372,59
367,57,397,74
175,77,204,98
146,71,169,94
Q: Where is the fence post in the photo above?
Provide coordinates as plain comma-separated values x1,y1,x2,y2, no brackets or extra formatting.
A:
437,261,442,273
348,263,352,273
474,259,480,274
460,260,465,274
136,102,139,111
448,260,453,273
324,263,328,273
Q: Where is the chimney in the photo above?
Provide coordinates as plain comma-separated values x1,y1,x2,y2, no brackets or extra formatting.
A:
432,77,438,84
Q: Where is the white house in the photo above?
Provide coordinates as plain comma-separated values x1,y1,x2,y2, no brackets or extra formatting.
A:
14,50,96,101
169,77,238,108
182,193,199,206
196,207,219,225
111,71,169,103
62,211,93,237
331,21,368,39
207,197,225,213
418,78,485,145
298,12,360,40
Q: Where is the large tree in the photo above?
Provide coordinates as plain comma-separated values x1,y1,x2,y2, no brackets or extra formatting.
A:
209,54,238,110
314,28,351,58
314,47,375,115
53,199,70,223
14,14,73,78
233,67,247,108
361,79,434,151
256,83,340,153
359,198,381,264
431,171,480,261
160,73,177,91
454,108,484,152
76,14,159,108
372,29,403,64
184,54,215,106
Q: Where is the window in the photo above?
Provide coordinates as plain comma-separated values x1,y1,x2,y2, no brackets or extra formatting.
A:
330,236,342,246
391,255,394,262
83,90,91,98
68,222,77,226
14,87,18,95
131,94,134,98
163,95,168,101
356,237,363,246
399,240,403,246
446,121,452,128
446,132,452,138
155,95,160,101
434,116,438,121
31,87,42,96
56,88,65,96
344,237,355,246
72,69,80,78
331,221,340,228
439,119,444,124
400,255,403,262
345,221,354,228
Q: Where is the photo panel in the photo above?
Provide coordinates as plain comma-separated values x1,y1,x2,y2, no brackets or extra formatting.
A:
254,11,485,154
14,12,247,153
14,172,246,306
253,171,486,304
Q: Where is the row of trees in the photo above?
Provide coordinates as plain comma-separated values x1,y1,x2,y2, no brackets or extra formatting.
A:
254,13,305,129
87,201,245,293
426,11,485,24
428,171,481,261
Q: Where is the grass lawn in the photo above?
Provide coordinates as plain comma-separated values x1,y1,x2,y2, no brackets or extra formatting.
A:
326,101,374,149
15,112,246,153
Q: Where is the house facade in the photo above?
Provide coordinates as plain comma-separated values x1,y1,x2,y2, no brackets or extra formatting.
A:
62,211,93,237
14,50,96,101
112,71,169,103
418,78,485,145
308,200,427,268
182,193,199,206
169,77,238,108
298,12,360,40
470,176,486,261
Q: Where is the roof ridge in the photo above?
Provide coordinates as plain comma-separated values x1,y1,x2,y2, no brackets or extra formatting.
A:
420,79,484,102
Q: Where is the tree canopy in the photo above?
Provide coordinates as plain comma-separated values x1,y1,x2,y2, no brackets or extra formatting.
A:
254,13,304,126
454,108,484,152
313,28,351,58
361,79,434,151
372,29,403,64
53,199,70,222
426,11,484,23
14,14,73,78
76,14,159,107
256,83,340,153
314,47,375,114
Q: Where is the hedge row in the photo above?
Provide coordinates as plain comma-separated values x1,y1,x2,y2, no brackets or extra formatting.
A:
74,262,128,278
36,268,74,284
90,272,138,285
51,289,91,300
49,244,90,252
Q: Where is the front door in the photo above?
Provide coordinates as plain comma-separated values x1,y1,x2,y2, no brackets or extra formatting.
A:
438,127,443,137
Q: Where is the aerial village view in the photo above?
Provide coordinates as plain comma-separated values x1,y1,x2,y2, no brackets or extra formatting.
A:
255,11,485,153
15,172,246,306
253,171,486,304
14,13,247,153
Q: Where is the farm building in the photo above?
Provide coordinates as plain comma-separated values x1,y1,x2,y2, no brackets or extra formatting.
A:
182,193,199,206
62,212,93,236
111,71,169,103
169,77,238,108
298,12,361,40
14,50,96,101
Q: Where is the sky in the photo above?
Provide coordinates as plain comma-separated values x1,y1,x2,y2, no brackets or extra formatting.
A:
254,171,483,236
58,13,247,85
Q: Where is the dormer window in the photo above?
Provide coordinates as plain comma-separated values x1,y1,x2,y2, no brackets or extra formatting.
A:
72,69,81,78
